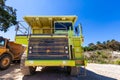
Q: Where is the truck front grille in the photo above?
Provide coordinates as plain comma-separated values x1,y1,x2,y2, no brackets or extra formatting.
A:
28,37,69,60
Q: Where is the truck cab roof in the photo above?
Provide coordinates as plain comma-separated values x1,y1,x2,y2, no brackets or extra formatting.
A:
24,16,77,29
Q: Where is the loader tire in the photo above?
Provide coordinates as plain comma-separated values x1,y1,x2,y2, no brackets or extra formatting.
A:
0,54,12,70
12,60,20,64
20,53,36,75
70,66,80,76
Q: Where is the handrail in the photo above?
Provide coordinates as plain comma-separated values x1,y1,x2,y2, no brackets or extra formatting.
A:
15,21,30,36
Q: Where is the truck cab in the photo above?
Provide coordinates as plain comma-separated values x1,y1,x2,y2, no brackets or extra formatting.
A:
0,37,7,48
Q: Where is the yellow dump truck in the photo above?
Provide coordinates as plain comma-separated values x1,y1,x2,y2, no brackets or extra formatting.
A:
15,16,86,76
0,36,26,70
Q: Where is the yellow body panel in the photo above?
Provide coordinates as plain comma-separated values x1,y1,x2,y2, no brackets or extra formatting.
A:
0,48,7,56
72,38,81,46
25,60,75,66
15,36,28,46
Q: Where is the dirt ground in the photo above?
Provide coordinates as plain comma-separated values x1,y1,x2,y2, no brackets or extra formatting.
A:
0,63,119,80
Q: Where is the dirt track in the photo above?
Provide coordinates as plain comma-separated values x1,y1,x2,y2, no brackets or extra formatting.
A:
0,63,119,80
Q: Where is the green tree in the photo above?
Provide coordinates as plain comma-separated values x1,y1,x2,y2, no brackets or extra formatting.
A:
109,40,120,51
88,43,94,47
88,43,97,51
85,39,120,52
96,41,101,45
102,41,107,49
0,0,17,32
96,41,104,50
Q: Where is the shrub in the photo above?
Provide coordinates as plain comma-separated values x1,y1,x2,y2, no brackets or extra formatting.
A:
85,50,113,64
114,59,120,65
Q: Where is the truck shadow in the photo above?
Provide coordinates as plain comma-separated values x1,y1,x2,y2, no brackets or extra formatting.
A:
22,67,117,80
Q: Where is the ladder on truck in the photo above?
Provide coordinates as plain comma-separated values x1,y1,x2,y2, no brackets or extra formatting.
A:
69,24,87,76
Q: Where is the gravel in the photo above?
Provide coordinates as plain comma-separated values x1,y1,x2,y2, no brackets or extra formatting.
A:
0,63,120,80
86,63,120,80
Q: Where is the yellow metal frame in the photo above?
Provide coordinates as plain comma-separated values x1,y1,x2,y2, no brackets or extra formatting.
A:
30,35,68,38
25,60,75,66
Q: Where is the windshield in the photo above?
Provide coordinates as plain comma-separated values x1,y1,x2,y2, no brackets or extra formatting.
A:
55,22,73,30
0,39,5,47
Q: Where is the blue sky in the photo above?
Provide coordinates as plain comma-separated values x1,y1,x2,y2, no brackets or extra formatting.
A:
0,0,120,46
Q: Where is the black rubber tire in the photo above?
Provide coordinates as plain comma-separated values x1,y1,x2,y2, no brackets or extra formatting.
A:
66,66,71,74
0,54,12,70
12,60,20,64
29,66,36,75
70,66,80,76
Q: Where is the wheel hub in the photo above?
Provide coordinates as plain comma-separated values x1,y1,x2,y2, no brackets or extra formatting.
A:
2,58,10,67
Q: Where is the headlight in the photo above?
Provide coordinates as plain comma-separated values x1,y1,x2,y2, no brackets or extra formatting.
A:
29,51,32,53
65,51,68,54
29,46,32,49
65,46,68,49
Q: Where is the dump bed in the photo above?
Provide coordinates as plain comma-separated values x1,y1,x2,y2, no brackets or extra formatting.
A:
8,42,26,60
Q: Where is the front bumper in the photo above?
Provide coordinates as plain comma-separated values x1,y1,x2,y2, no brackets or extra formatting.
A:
25,60,86,66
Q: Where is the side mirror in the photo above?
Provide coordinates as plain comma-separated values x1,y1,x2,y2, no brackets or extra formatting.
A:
75,27,79,34
79,23,83,36
75,23,83,36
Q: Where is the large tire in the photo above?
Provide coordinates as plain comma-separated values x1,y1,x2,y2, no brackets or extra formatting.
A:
66,66,71,74
70,66,80,76
12,60,20,64
0,54,12,70
20,53,36,75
